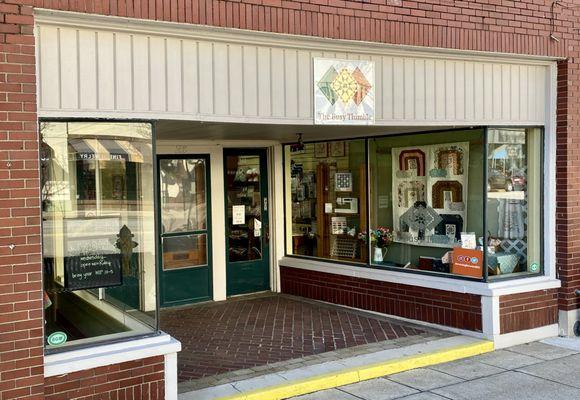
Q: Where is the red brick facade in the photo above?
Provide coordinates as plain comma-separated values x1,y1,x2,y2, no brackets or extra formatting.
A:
0,2,44,400
499,289,559,334
44,356,165,400
1,0,579,398
280,266,483,332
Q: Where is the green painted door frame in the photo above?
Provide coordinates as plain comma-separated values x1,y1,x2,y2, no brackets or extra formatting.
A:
224,148,270,296
157,154,212,308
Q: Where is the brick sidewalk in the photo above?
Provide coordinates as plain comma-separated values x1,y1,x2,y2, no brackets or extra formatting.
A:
160,293,430,382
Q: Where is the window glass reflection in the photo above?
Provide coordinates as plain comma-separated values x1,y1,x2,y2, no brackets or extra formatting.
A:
41,122,156,350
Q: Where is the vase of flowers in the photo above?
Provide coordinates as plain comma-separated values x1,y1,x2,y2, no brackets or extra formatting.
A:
370,227,394,263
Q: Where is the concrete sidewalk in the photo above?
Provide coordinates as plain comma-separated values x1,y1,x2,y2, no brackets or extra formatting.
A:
289,340,580,400
179,335,492,400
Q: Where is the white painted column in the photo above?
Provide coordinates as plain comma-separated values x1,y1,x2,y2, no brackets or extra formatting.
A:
270,144,285,293
210,147,227,301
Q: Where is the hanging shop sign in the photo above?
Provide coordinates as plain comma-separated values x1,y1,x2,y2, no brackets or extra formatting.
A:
314,58,375,125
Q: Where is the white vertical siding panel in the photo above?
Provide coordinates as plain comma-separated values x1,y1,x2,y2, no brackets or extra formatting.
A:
39,26,60,110
77,30,97,110
455,62,465,121
59,28,79,109
96,31,116,110
284,50,299,119
435,60,445,120
483,63,493,120
370,55,382,121
149,37,167,112
242,46,258,117
166,38,183,113
464,62,475,121
501,64,511,121
271,48,285,118
132,36,150,112
382,56,394,120
257,47,271,117
519,65,529,122
228,45,243,116
404,58,414,120
527,65,537,122
473,63,484,121
424,59,435,121
393,58,404,120
198,41,213,115
213,43,229,115
536,66,546,122
492,64,502,120
414,59,425,120
37,22,551,125
297,51,312,119
182,40,198,114
510,65,520,121
114,33,133,110
445,61,455,121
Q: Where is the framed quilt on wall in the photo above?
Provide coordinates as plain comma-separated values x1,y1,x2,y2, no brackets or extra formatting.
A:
392,142,469,246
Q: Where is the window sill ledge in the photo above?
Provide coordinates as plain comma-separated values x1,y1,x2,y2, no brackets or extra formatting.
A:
279,256,560,297
44,332,181,378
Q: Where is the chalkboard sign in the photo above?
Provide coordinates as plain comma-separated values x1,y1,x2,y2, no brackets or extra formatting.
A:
64,253,123,290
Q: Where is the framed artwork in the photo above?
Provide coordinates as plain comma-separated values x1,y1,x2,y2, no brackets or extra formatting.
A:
329,141,345,157
314,142,328,158
335,172,353,192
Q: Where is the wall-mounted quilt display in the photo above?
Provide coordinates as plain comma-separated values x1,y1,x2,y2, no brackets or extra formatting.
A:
392,142,469,247
399,149,426,176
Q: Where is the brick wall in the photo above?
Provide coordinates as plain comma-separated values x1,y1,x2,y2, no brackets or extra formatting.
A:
499,289,559,334
44,356,165,400
0,2,44,400
280,266,483,331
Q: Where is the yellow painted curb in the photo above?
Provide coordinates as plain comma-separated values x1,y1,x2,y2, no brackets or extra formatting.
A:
219,340,494,400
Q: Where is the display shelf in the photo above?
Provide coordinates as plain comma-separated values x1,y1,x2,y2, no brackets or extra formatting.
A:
487,191,525,200
393,239,458,249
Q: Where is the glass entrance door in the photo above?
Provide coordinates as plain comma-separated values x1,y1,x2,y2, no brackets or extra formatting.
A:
224,149,270,296
158,155,212,307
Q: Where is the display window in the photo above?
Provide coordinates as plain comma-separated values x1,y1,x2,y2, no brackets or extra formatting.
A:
40,121,157,351
485,128,543,279
284,128,544,281
285,139,368,263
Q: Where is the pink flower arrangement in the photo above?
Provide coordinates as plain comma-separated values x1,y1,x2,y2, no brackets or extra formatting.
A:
371,227,394,248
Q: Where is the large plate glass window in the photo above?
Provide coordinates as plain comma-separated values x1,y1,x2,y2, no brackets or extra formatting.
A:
284,139,368,263
486,128,543,279
368,129,485,278
40,121,156,351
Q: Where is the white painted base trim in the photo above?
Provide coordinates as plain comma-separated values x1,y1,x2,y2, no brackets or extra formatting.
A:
44,333,181,378
558,309,580,337
492,324,558,349
280,257,560,297
165,352,179,400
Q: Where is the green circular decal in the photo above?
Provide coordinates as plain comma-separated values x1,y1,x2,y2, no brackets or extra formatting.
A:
47,331,67,346
530,263,539,273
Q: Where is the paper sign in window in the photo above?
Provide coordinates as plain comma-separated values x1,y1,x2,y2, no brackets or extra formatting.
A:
232,205,245,225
